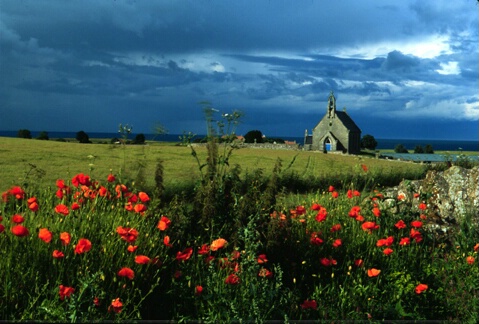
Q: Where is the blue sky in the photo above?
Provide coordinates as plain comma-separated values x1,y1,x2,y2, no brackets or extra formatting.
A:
1,0,478,140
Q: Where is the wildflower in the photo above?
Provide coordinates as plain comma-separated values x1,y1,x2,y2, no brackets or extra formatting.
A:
9,186,26,200
225,273,240,285
332,239,342,248
310,232,323,245
413,193,420,198
474,243,479,252
397,193,405,200
71,173,91,187
231,250,241,260
295,205,306,215
157,216,171,231
11,214,24,224
395,219,407,229
315,207,327,222
71,202,81,210
109,298,123,313
38,228,53,243
372,207,381,217
376,236,394,247
354,259,364,267
415,283,428,294
127,245,138,253
134,203,147,213
311,203,321,211
328,185,335,192
330,224,341,232
55,204,69,216
362,221,380,232
367,268,381,277
258,268,273,278
53,250,64,258
411,220,423,228
383,248,394,255
410,228,423,243
348,206,361,218
163,235,173,248
135,255,151,264
118,267,135,280
60,232,71,245
347,190,353,199
257,254,268,264
361,164,368,172
198,243,210,255
59,285,75,300
11,225,29,237
195,285,203,295
138,191,150,202
331,191,339,198
320,257,336,267
107,174,116,182
28,197,39,212
93,297,100,307
176,247,193,261
466,256,475,265
0,224,4,233
74,238,92,254
301,299,318,310
418,202,427,210
117,226,139,243
399,237,411,246
210,238,227,251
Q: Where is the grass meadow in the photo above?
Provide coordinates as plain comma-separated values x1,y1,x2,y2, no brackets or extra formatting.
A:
1,136,478,322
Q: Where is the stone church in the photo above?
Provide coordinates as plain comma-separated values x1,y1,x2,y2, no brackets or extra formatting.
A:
304,91,361,154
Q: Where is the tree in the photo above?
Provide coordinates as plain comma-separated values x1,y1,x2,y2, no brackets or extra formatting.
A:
414,145,424,153
424,144,434,154
134,133,146,144
360,134,378,150
76,131,91,143
394,144,409,153
17,129,32,139
37,131,49,140
244,130,263,144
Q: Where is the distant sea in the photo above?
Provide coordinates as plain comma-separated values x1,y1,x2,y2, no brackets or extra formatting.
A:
1,131,478,152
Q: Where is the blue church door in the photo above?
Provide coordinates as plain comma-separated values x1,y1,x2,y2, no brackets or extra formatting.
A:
325,138,332,151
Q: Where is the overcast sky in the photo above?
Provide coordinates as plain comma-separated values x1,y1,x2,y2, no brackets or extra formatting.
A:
1,0,478,140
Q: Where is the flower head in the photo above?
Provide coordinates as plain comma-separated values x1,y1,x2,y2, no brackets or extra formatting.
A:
59,285,75,300
157,216,171,231
38,228,53,243
415,283,428,294
210,238,227,251
118,267,135,280
109,298,123,313
367,268,381,277
74,238,92,254
11,225,29,237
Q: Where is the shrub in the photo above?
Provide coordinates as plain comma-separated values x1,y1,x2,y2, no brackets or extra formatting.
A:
17,129,32,139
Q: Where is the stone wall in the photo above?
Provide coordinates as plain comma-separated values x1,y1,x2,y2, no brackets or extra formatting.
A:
378,166,479,235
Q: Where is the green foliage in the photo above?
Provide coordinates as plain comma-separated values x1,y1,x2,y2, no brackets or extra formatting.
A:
133,133,146,144
37,131,49,141
424,144,434,154
17,129,32,139
361,134,378,150
244,130,263,143
414,145,424,153
394,144,409,153
76,131,91,144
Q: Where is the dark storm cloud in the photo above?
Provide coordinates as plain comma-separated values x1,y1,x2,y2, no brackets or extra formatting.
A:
0,0,477,140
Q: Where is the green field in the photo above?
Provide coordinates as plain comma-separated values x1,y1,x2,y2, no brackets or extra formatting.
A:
0,137,428,193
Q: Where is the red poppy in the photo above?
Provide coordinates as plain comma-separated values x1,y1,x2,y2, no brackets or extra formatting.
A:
71,202,81,210
115,184,128,198
107,174,116,182
466,256,475,265
116,226,139,243
383,248,394,255
331,191,339,198
38,228,53,243
60,232,71,245
258,268,273,278
415,283,428,294
410,228,423,243
348,206,361,218
367,268,381,277
124,202,134,212
9,186,26,200
353,190,361,197
0,224,5,233
330,224,341,232
195,285,203,295
310,232,323,245
28,198,39,212
127,245,138,253
315,207,327,222
399,237,411,246
135,255,151,264
11,225,29,237
474,243,479,252
11,214,24,224
138,192,150,202
361,164,368,172
109,298,123,313
118,267,135,280
210,238,227,251
74,238,92,254
372,207,381,217
395,220,407,229
418,202,427,210
176,247,193,261
354,259,364,267
198,243,210,255
320,257,336,266
411,220,423,228
163,235,173,248
53,250,64,258
157,216,171,231
59,285,75,301
332,239,342,248
295,205,306,215
257,254,268,264
301,299,318,310
311,203,321,211
134,203,147,213
225,273,240,285
397,193,405,201
347,190,353,199
71,173,91,187
55,204,69,216
328,185,335,192
93,297,100,307
361,221,380,232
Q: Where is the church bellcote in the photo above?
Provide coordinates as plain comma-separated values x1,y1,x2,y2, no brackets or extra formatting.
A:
327,91,336,118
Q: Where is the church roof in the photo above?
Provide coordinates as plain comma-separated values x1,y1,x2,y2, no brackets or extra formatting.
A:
334,111,361,133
